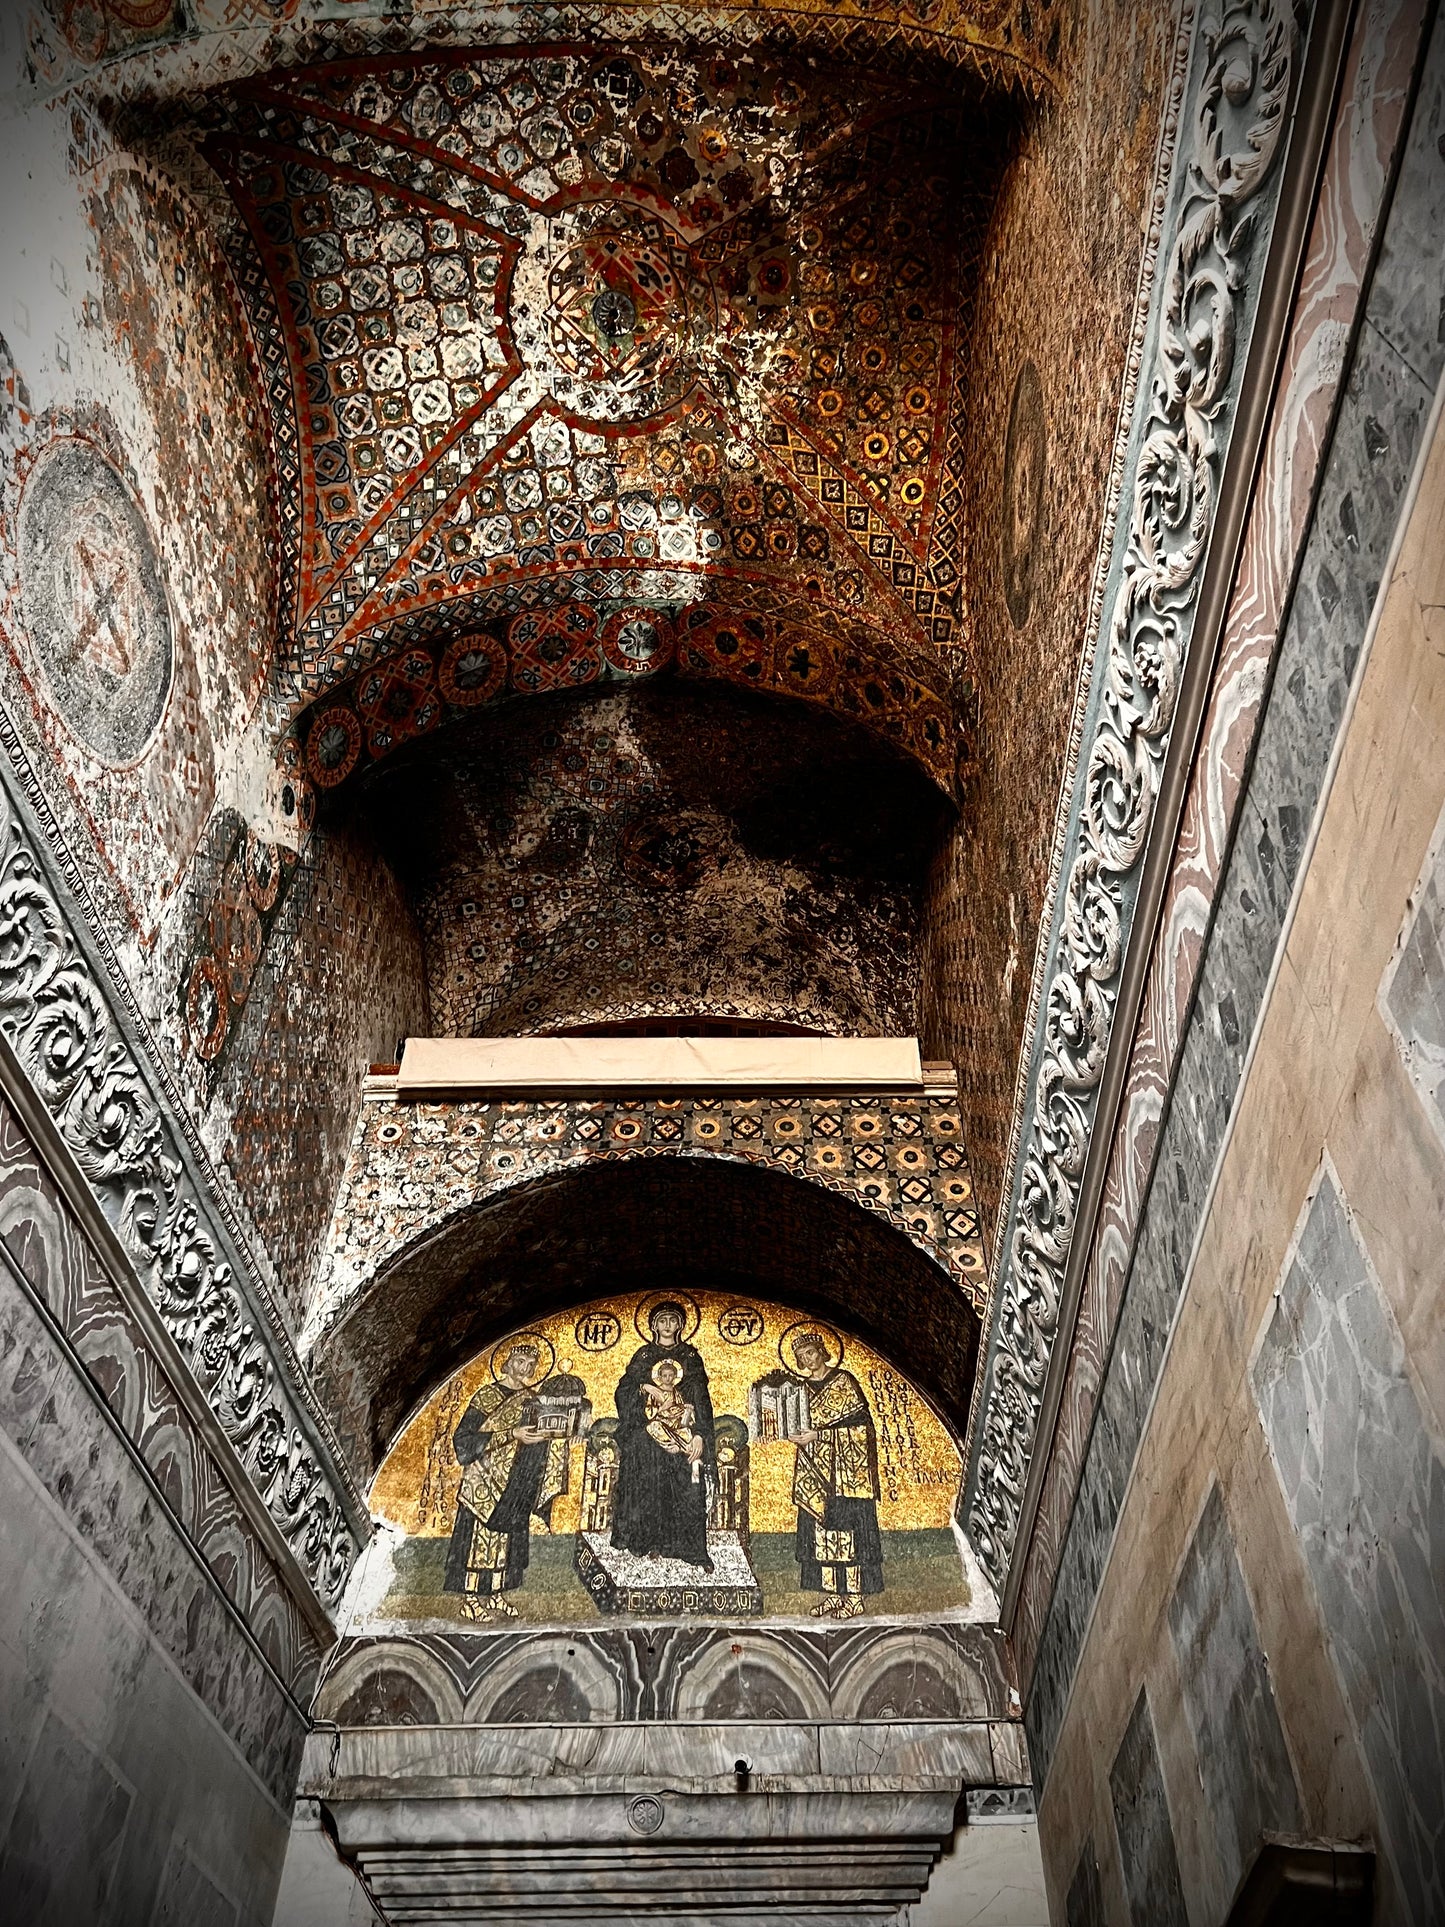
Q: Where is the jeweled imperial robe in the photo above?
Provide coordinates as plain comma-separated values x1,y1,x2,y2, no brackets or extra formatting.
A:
793,1367,884,1598
443,1383,569,1601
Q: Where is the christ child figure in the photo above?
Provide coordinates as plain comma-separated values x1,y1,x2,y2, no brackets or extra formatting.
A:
641,1358,703,1484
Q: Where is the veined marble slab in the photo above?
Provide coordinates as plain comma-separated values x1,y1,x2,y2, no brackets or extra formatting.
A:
397,1034,926,1096
1253,1166,1445,1926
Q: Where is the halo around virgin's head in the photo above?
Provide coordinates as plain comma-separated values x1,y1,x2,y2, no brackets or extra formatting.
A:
633,1290,701,1342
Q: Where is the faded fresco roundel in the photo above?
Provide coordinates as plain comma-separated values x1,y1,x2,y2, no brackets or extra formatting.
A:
18,439,174,764
1000,358,1046,630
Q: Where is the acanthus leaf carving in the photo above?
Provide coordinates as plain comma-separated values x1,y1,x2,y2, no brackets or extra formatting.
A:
967,0,1299,1591
0,781,361,1608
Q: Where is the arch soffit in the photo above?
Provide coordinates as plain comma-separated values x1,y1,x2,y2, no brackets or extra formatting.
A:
311,1150,982,1475
291,616,961,804
318,1132,977,1327
38,9,1060,117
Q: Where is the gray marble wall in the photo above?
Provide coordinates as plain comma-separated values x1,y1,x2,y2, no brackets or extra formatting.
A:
1383,816,1445,1148
1026,2,1445,1786
1064,1840,1106,1927
1253,1168,1445,1926
0,1323,292,1925
1107,1691,1188,1927
0,1096,313,1923
1167,1484,1302,1897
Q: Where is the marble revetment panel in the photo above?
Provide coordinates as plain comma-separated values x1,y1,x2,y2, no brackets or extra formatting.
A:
1252,1166,1445,1927
1065,1839,1106,1927
1108,1689,1189,1927
318,1619,1017,1734
1023,5,1445,1786
1166,1484,1301,1898
1382,800,1445,1153
0,1710,132,1919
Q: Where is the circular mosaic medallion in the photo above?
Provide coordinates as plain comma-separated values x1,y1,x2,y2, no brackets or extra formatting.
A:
306,706,362,788
508,603,601,692
620,808,710,890
439,632,507,706
18,439,173,764
510,202,713,424
601,606,675,676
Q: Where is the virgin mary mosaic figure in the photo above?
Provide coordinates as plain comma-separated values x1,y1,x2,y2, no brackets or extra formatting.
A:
444,1336,570,1619
611,1299,716,1571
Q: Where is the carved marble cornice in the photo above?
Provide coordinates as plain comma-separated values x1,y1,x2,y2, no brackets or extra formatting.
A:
965,0,1303,1594
0,710,368,1610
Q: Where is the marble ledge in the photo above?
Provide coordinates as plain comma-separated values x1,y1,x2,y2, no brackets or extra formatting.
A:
301,1719,1023,1798
327,1788,963,1855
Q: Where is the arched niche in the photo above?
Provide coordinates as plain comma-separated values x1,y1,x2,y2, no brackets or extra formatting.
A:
356,1284,991,1631
337,677,954,1042
308,1154,982,1478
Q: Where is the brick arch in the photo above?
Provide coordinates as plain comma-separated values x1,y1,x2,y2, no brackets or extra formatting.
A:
307,1148,983,1482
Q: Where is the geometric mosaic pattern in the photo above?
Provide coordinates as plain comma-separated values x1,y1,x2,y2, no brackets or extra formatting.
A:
314,1086,988,1323
204,46,1003,791
305,1084,990,1469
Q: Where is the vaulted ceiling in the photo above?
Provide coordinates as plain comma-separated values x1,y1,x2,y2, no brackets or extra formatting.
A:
0,0,1177,1422
203,45,1009,796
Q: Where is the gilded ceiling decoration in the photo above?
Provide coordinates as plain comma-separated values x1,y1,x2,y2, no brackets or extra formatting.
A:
203,45,1005,792
27,1,1061,103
